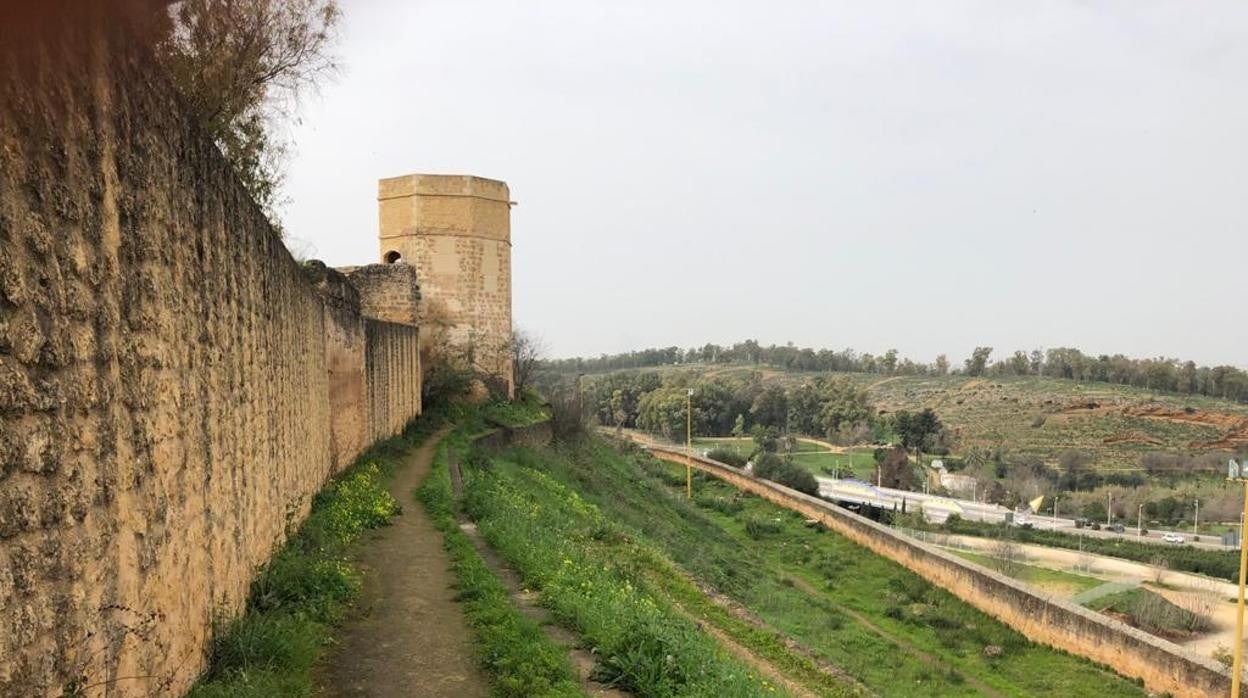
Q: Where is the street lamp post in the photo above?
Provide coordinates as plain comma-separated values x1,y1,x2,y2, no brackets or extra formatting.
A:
1107,491,1113,527
685,388,693,500
1227,459,1248,698
1137,503,1144,537
1194,499,1200,537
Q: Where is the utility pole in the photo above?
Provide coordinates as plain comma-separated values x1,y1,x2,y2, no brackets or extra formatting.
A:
1227,460,1247,698
1138,503,1144,537
1194,498,1200,537
686,388,693,500
1107,491,1113,526
1053,496,1059,524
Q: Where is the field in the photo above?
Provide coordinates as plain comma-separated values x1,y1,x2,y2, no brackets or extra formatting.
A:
625,365,1248,469
693,437,880,480
948,550,1103,598
456,434,1147,696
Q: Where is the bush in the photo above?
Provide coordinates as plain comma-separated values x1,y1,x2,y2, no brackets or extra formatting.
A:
744,516,783,539
705,447,747,468
752,453,819,496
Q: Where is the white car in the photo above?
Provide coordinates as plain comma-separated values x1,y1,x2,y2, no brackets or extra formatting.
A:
1162,533,1185,544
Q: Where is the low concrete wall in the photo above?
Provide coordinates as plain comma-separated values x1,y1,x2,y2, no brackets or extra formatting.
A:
473,420,554,453
646,445,1232,698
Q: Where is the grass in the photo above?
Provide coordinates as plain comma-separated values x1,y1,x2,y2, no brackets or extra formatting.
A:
1083,588,1213,636
458,442,784,696
949,550,1103,597
187,432,418,697
416,437,584,697
938,516,1240,582
483,435,1146,697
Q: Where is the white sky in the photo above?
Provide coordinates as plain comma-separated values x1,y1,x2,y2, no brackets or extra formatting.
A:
280,0,1248,367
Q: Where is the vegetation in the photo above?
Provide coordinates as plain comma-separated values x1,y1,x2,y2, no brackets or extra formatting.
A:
1083,588,1213,637
458,445,781,696
156,0,341,227
949,551,1102,597
937,516,1239,582
188,432,416,697
543,339,1248,404
461,435,1146,696
751,453,819,496
417,440,583,697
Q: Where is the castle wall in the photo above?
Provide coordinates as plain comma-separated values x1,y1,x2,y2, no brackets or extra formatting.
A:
0,5,422,695
377,174,514,394
364,320,423,443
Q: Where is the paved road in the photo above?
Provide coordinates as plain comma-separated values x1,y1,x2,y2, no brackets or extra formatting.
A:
817,475,1235,550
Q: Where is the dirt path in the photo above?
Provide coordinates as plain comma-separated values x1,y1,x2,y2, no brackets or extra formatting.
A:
319,429,489,698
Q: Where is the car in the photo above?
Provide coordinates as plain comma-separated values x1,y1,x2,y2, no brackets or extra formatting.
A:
1162,533,1186,544
1109,523,1125,533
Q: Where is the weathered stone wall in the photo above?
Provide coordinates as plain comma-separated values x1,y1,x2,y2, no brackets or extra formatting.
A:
311,265,369,471
646,446,1232,698
364,320,422,443
344,263,422,327
0,5,423,695
377,174,514,394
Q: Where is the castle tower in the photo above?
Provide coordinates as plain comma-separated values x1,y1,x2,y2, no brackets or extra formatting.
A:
378,173,513,395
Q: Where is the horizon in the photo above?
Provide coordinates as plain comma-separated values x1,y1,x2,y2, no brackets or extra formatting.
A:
282,0,1248,368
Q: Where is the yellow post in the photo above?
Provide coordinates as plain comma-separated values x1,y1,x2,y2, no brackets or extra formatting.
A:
686,388,693,500
1233,479,1248,697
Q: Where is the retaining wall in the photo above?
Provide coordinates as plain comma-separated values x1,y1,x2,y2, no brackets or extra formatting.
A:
646,446,1232,698
0,4,422,695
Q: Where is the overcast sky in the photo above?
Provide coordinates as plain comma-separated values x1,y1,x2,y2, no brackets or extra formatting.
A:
281,0,1248,367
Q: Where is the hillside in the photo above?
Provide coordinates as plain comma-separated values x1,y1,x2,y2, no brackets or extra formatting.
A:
451,432,1147,696
587,365,1248,470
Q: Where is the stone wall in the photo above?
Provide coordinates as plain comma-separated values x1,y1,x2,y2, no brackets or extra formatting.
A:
0,4,423,695
645,445,1232,698
344,263,422,327
364,320,422,443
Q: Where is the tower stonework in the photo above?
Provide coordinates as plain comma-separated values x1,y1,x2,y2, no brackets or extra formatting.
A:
378,173,514,395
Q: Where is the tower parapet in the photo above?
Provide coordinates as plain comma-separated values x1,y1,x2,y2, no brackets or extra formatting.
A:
377,173,514,395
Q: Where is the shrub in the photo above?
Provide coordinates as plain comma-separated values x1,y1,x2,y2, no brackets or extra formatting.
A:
752,453,819,496
705,447,747,468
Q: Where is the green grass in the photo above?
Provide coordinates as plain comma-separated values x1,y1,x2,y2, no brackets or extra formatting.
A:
483,436,1146,697
188,433,417,697
459,443,783,696
790,450,877,480
416,438,584,697
481,390,550,427
949,551,1103,597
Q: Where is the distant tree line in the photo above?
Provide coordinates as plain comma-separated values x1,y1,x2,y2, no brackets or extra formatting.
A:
543,341,1248,404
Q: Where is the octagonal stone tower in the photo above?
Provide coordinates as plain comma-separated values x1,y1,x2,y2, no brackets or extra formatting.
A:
378,173,513,395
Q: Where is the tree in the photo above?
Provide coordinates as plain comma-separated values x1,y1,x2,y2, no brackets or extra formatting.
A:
816,377,872,438
934,354,950,376
731,413,746,438
964,347,993,376
510,330,544,397
894,408,943,456
156,0,342,227
876,446,915,490
750,384,788,429
752,453,819,496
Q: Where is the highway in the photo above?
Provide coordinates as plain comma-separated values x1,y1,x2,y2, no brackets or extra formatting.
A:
817,476,1236,550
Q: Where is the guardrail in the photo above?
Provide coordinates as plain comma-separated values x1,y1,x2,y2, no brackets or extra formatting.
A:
642,443,1232,698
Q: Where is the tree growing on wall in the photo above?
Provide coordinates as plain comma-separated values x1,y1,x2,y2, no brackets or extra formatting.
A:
155,0,341,228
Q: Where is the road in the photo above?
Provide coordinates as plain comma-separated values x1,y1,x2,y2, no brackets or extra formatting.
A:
818,475,1235,550
601,427,1235,551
